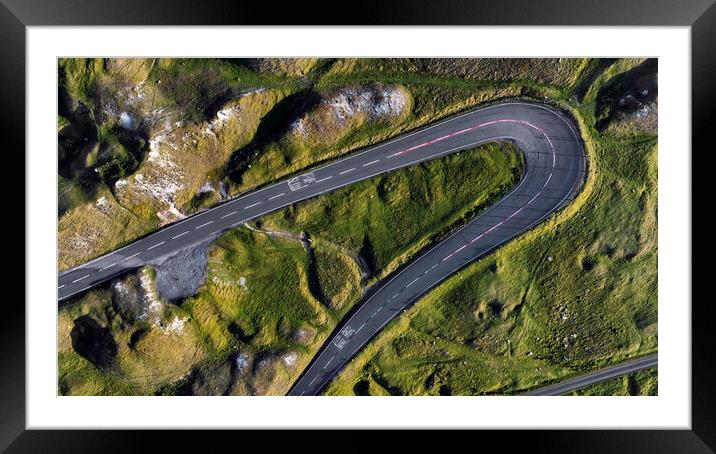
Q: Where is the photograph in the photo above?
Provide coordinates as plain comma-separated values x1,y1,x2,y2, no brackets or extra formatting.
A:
56,57,658,397
6,1,705,445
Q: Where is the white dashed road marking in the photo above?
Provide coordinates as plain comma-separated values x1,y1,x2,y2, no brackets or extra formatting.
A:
172,231,189,239
269,193,286,200
406,277,420,288
339,168,355,175
147,241,165,250
220,211,237,219
316,176,333,183
324,357,334,369
245,202,261,209
99,262,117,272
362,159,380,167
72,274,90,283
196,221,213,229
124,252,141,260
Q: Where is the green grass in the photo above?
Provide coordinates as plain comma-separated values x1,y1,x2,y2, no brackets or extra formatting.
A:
58,115,70,131
187,228,323,351
262,142,523,283
569,367,657,396
313,245,362,310
58,58,105,106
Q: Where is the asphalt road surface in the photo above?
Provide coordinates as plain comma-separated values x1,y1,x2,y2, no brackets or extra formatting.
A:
59,101,590,395
286,102,587,395
524,354,658,396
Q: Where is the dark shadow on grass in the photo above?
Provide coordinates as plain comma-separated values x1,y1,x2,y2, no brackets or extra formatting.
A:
70,315,117,369
595,58,658,131
225,89,322,184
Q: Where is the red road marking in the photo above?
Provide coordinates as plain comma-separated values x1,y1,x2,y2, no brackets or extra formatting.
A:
430,118,557,263
389,118,547,158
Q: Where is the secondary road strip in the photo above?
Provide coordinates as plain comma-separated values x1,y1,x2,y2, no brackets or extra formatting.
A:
523,354,658,396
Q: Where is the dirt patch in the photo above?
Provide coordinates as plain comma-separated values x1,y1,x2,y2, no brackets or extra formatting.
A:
151,236,218,302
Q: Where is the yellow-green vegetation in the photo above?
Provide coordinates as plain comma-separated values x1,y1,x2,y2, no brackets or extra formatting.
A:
237,58,322,77
322,58,585,87
325,58,657,396
57,141,523,395
569,367,658,396
58,268,206,395
58,186,158,271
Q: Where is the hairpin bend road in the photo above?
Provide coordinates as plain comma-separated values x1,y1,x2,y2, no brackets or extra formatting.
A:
58,101,646,396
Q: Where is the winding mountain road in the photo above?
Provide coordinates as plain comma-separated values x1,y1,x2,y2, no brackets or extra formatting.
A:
59,101,593,396
287,102,587,395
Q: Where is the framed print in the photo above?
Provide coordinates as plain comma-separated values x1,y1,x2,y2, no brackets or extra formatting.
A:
4,0,711,451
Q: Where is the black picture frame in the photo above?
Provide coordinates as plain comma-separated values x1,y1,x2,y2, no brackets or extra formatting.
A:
3,0,710,451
